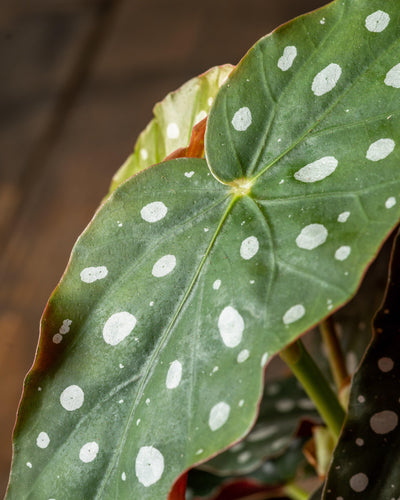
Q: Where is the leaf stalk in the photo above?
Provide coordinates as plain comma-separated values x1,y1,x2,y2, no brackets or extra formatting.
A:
280,339,345,440
319,317,348,390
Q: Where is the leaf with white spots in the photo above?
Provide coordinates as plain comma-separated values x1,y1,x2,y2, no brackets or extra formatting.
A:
7,0,400,498
107,64,233,195
322,229,400,499
188,437,309,499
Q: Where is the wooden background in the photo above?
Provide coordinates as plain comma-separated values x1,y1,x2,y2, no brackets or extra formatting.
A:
0,0,327,493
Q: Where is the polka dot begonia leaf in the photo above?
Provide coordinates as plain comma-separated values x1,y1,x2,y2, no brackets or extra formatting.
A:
188,437,308,499
6,0,400,498
322,228,400,499
107,64,233,196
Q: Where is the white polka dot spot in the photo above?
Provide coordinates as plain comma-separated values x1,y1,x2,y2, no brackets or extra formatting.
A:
166,360,182,389
26,462,32,468
276,399,295,412
277,46,297,71
79,442,99,463
231,107,252,131
386,197,396,209
366,138,395,161
218,306,244,348
140,148,148,160
337,211,350,222
167,123,180,139
237,451,251,464
36,432,50,449
283,304,305,325
213,279,221,290
312,63,342,96
240,236,259,260
53,334,63,344
60,385,84,411
152,255,176,277
378,357,394,372
266,384,280,396
298,398,315,410
335,245,351,261
356,438,364,446
140,201,168,223
122,472,126,481
365,10,390,32
59,320,71,334
103,312,137,346
385,63,400,88
296,223,328,250
350,472,369,492
80,266,108,283
271,436,290,451
209,402,231,431
135,446,164,487
184,171,195,178
294,156,338,183
358,395,366,403
370,410,398,434
261,352,269,367
247,425,277,442
238,399,244,407
237,349,249,363
230,442,245,453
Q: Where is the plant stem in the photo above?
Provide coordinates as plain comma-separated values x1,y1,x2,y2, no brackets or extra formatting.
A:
280,339,345,440
283,483,310,500
319,317,348,390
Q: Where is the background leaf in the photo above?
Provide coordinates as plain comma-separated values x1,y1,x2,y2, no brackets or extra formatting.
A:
107,64,233,195
322,228,400,499
7,0,400,498
187,437,312,500
203,376,319,475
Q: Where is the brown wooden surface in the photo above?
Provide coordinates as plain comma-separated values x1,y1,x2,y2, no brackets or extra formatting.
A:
0,0,327,494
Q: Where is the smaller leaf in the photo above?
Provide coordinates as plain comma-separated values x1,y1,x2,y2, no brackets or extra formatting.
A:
188,437,309,499
107,64,233,194
202,376,320,475
323,228,400,498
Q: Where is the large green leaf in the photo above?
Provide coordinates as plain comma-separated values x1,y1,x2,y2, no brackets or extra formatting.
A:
321,228,400,499
107,64,233,195
7,0,400,498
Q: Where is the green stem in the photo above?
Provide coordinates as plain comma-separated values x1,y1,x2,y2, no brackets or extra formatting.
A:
283,483,310,500
280,339,345,440
319,317,348,390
